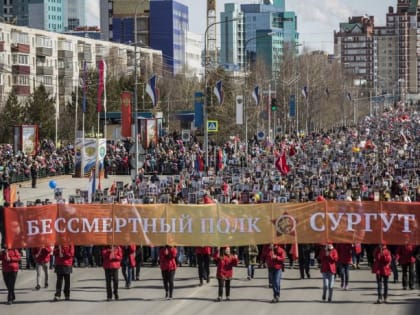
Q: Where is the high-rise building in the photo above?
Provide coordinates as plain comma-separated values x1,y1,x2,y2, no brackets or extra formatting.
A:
0,0,89,33
100,0,151,44
334,15,375,86
67,0,88,30
150,0,188,75
220,0,298,74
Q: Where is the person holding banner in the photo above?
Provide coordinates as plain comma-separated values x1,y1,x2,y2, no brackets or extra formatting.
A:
159,245,177,300
0,247,21,305
319,243,338,302
121,245,136,289
336,243,352,290
372,242,391,304
213,246,238,302
102,245,123,301
53,244,75,301
265,243,286,303
32,245,52,290
396,241,416,290
196,246,212,286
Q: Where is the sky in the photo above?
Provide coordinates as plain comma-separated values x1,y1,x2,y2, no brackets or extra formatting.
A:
87,0,396,53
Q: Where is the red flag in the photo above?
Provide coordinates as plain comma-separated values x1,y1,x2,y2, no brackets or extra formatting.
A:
121,91,132,137
289,144,296,157
97,60,106,112
275,152,290,176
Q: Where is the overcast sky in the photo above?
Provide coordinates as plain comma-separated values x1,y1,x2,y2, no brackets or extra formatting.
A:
88,0,397,53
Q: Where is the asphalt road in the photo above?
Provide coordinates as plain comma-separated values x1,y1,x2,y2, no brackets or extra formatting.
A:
0,261,419,315
3,175,420,314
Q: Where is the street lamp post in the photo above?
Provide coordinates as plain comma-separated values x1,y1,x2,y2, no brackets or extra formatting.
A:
243,32,276,159
204,18,238,170
133,1,141,181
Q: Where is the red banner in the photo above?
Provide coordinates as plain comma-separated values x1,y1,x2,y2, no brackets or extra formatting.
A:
121,91,132,137
4,201,420,248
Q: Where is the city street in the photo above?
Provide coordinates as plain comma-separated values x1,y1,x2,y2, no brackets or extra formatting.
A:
2,175,420,314
0,260,419,315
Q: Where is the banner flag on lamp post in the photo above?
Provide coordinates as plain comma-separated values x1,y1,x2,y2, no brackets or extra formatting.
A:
252,85,260,106
146,75,158,107
213,80,224,105
301,86,309,99
97,60,106,112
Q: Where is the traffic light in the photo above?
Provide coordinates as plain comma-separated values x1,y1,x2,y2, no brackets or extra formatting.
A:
271,98,278,111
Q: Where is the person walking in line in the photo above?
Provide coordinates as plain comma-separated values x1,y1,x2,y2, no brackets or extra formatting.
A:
102,245,122,301
244,244,259,280
0,248,21,305
121,244,136,289
298,243,312,279
396,241,416,290
372,242,392,304
319,243,338,302
213,246,238,302
32,245,52,290
159,245,177,300
336,243,352,290
195,246,212,286
53,244,74,301
134,245,142,281
265,243,286,303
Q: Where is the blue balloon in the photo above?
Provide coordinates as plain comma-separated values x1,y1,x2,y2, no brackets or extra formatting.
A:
49,180,57,189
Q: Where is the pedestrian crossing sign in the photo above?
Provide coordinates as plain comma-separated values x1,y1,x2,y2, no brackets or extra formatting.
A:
207,120,218,132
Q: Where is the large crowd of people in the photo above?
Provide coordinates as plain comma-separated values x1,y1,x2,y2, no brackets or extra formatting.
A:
0,102,420,305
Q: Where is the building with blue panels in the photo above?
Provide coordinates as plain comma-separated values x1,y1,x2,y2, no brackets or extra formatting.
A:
221,0,298,74
150,0,188,75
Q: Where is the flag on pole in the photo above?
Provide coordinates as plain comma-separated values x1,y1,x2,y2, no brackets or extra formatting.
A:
252,85,260,105
97,60,106,112
146,75,158,107
275,151,290,176
302,86,308,99
82,61,87,113
213,80,224,105
87,169,96,203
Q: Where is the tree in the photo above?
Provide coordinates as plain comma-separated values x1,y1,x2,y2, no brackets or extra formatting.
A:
24,85,56,140
0,91,24,143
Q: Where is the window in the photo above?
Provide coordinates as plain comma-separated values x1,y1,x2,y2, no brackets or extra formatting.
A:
12,54,29,65
12,75,30,85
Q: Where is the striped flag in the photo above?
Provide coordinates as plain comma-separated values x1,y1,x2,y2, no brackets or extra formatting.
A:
302,86,308,99
146,75,158,107
252,85,260,105
213,80,224,105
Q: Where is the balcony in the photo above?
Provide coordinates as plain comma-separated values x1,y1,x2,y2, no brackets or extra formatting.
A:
36,65,54,75
58,67,73,78
12,65,30,75
11,43,30,54
58,50,73,59
78,51,92,62
13,85,30,96
36,47,53,57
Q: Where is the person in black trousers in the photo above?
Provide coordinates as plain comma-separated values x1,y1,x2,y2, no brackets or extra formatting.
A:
30,161,38,188
298,244,312,279
102,245,122,301
0,248,21,305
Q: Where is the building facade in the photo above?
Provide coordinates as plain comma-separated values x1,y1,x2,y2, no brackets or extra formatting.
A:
0,22,162,108
150,0,188,75
220,0,298,74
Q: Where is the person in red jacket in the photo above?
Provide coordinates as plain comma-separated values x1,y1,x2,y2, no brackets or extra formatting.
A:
53,244,75,301
319,243,338,302
0,248,21,305
213,246,238,302
372,242,392,304
335,243,352,290
265,243,286,303
195,246,212,286
396,242,416,290
121,245,136,289
32,245,52,290
159,245,177,299
102,245,123,301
